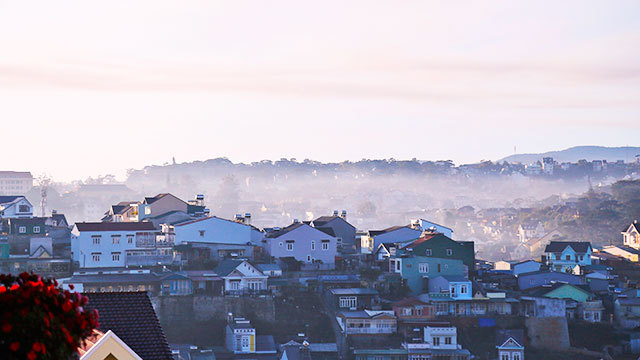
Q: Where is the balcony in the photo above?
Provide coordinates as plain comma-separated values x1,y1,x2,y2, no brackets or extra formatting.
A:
224,289,271,297
125,254,175,267
345,327,395,335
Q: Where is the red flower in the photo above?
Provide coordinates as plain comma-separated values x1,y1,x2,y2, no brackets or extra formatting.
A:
9,342,20,352
27,350,37,360
10,284,19,291
0,285,6,294
62,300,72,312
32,342,44,353
2,322,12,333
69,284,75,290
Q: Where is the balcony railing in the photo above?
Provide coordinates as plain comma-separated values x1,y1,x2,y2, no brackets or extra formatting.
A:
224,289,271,296
125,255,175,266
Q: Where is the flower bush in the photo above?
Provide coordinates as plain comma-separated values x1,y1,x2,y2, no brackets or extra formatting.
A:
0,272,99,360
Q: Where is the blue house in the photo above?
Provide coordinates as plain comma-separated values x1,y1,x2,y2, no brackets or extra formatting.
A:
388,253,465,295
544,241,592,272
427,275,472,299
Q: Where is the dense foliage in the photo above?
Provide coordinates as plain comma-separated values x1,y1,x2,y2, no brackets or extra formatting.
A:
0,272,99,360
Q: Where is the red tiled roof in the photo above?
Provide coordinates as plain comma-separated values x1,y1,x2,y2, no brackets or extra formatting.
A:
403,233,436,248
83,291,172,360
75,222,157,232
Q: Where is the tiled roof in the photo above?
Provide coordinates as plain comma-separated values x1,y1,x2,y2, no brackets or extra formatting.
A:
75,222,157,232
544,241,592,253
213,259,244,276
83,291,173,360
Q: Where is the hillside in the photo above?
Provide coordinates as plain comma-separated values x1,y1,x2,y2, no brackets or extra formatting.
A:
498,146,640,164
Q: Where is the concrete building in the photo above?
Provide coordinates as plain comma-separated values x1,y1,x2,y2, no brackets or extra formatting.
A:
0,171,33,195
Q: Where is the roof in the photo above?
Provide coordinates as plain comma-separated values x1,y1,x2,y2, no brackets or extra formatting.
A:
213,259,245,276
392,297,429,307
144,193,172,204
75,222,157,232
329,288,378,296
315,227,336,237
524,283,593,298
255,263,281,272
369,225,414,237
312,215,354,229
0,195,24,204
66,273,161,284
264,223,306,238
255,335,276,353
544,241,592,253
623,222,640,233
83,291,173,360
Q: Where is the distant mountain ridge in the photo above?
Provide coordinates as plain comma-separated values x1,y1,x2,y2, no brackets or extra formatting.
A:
498,146,640,164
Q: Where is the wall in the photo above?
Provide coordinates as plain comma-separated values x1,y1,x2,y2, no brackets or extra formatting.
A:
525,317,570,350
174,217,263,246
152,294,275,323
267,224,337,265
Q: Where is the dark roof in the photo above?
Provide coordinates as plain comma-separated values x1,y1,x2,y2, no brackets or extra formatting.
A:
66,273,161,284
316,227,336,237
496,329,524,348
544,241,592,253
312,216,355,229
265,223,306,238
392,297,429,307
255,335,276,353
0,195,24,204
625,222,640,233
369,225,414,237
75,222,157,232
83,292,173,360
213,259,244,276
144,193,170,204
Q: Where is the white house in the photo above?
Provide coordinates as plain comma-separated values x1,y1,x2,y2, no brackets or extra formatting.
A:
361,225,422,255
264,222,337,267
0,195,33,218
173,216,263,245
71,222,174,268
496,329,525,360
214,259,268,294
622,221,640,250
225,318,257,354
423,323,459,350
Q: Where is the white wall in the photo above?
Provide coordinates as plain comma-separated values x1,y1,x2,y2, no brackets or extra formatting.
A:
174,217,263,245
72,228,143,268
267,224,337,264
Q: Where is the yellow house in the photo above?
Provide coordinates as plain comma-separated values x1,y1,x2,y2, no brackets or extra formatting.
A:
601,245,640,262
79,330,142,360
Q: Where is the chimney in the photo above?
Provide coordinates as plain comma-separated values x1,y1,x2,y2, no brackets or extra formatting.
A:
235,214,243,223
244,213,251,225
293,218,300,224
341,210,347,220
51,209,57,215
227,312,233,324
196,194,205,207
333,210,339,216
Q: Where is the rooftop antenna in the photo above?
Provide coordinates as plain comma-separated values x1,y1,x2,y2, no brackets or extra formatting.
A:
37,175,51,217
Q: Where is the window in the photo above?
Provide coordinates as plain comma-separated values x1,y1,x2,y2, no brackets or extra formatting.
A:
444,264,449,270
432,337,440,346
451,285,456,297
419,263,429,273
501,354,509,360
92,253,101,262
460,284,468,294
437,264,441,272
311,241,315,250
127,235,134,244
33,226,40,233
279,242,283,247
18,205,30,213
92,236,101,245
307,255,311,262
112,252,120,262
425,249,432,256
565,255,571,261
513,353,521,360
579,255,583,261
403,308,412,316
18,226,26,234
112,236,120,244
446,249,453,256
287,242,293,251
594,312,600,321
396,260,401,272
445,337,452,345
199,230,205,237
322,242,329,250
339,296,357,308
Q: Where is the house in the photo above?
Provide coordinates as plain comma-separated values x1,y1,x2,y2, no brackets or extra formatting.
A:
496,329,525,360
526,228,566,258
66,270,161,294
543,241,592,272
101,201,141,223
173,216,264,261
615,297,640,329
279,340,338,360
159,272,193,296
494,260,541,277
518,221,545,243
361,225,422,255
182,270,223,295
214,259,268,295
401,233,475,271
427,275,472,300
327,288,379,310
336,310,397,335
225,316,276,355
71,222,175,269
524,283,604,322
411,219,454,238
517,270,584,290
601,245,640,262
139,193,190,220
622,221,640,250
0,195,33,218
392,297,435,339
389,254,465,295
83,291,174,360
256,263,283,277
422,323,471,359
374,242,399,262
312,210,356,252
77,329,142,360
1,217,47,254
264,222,338,268
0,171,33,196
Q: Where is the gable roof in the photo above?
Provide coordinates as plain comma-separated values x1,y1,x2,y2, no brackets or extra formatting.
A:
624,222,640,233
83,291,173,360
79,330,143,360
265,223,306,238
75,222,157,232
0,195,25,204
144,193,186,205
312,216,355,229
544,241,592,253
213,259,245,276
496,329,524,348
315,227,336,237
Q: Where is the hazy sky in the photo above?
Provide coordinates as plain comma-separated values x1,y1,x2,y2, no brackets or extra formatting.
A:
1,0,639,181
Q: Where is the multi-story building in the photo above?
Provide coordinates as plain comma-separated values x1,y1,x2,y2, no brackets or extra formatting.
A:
0,195,34,218
388,253,465,295
264,222,338,268
0,171,33,195
71,222,176,269
336,310,397,336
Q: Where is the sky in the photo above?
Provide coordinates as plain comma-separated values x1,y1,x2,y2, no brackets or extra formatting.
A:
0,0,639,182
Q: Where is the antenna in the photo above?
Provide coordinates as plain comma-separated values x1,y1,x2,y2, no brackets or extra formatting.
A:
37,175,51,217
